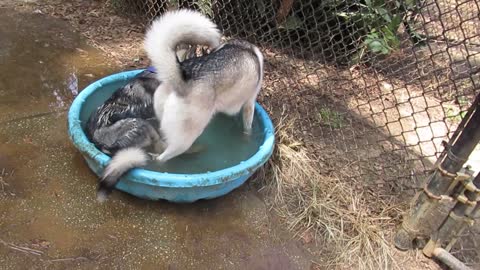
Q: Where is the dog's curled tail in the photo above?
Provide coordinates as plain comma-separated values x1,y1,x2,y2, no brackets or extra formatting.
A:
96,148,149,202
144,9,221,84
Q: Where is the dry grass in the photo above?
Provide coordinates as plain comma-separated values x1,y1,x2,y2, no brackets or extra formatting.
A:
256,115,405,269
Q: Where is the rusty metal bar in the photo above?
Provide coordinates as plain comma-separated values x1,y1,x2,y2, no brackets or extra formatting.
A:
423,172,480,257
431,248,473,270
394,96,480,250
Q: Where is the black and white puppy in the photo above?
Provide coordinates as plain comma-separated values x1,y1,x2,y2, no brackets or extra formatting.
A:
86,69,162,201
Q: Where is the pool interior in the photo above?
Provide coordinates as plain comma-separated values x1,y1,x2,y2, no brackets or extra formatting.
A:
79,77,265,174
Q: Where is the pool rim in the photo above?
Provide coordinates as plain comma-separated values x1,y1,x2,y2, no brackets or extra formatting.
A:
67,69,275,188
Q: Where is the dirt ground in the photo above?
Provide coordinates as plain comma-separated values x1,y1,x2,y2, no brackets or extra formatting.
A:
0,3,314,270
3,0,479,269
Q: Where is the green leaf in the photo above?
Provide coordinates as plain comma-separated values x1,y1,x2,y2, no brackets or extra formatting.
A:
278,15,302,30
197,0,213,17
365,0,372,8
390,36,400,47
367,32,379,40
379,25,400,49
337,11,374,23
367,40,384,53
381,27,395,41
336,11,358,19
376,7,391,22
405,0,416,8
389,15,402,31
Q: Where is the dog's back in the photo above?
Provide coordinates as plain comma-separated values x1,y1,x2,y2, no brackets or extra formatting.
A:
179,40,262,114
182,41,259,87
87,71,159,133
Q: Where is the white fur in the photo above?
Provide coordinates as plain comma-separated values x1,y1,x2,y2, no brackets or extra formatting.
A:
144,9,221,85
252,46,264,90
154,63,262,163
242,46,264,134
97,147,149,201
157,88,216,162
102,147,148,179
145,9,264,163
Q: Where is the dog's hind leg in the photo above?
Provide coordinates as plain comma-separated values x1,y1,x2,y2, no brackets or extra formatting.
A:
242,97,256,135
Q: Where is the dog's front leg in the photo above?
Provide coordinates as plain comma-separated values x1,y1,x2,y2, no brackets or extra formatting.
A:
155,143,192,163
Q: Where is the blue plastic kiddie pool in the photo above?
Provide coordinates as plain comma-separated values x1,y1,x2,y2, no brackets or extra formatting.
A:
67,69,275,202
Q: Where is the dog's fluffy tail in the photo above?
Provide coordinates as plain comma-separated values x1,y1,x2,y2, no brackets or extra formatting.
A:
96,148,149,202
144,9,221,85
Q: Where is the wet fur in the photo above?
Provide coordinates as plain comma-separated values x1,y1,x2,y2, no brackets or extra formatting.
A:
86,70,162,201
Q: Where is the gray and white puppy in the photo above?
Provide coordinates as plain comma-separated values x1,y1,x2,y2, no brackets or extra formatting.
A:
86,69,162,201
144,9,264,163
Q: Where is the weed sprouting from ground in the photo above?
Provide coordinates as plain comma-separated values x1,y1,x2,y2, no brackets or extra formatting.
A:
318,107,346,129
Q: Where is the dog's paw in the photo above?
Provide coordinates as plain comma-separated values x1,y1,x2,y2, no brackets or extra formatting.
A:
147,152,160,159
241,130,252,141
154,155,165,162
243,127,253,135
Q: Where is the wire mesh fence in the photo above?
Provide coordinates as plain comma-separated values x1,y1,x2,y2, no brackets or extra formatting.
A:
112,0,480,267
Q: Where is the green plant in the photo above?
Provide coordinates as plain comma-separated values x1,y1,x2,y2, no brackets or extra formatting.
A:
336,0,407,62
318,108,346,129
446,107,468,123
334,0,426,63
197,0,213,17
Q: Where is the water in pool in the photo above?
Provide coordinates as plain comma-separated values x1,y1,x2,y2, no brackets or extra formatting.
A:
145,113,264,174
82,78,264,174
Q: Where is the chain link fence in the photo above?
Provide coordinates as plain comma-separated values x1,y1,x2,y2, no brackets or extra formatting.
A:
112,0,479,267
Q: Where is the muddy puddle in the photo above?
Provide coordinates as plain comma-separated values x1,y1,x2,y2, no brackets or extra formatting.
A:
0,6,311,270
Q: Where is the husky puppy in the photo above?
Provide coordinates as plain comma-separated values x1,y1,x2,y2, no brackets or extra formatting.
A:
144,9,264,163
86,69,163,201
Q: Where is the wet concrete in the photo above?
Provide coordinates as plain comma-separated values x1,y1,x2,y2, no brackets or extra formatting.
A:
0,7,311,270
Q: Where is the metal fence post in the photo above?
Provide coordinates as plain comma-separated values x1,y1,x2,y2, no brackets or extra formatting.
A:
394,96,480,250
418,171,480,270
